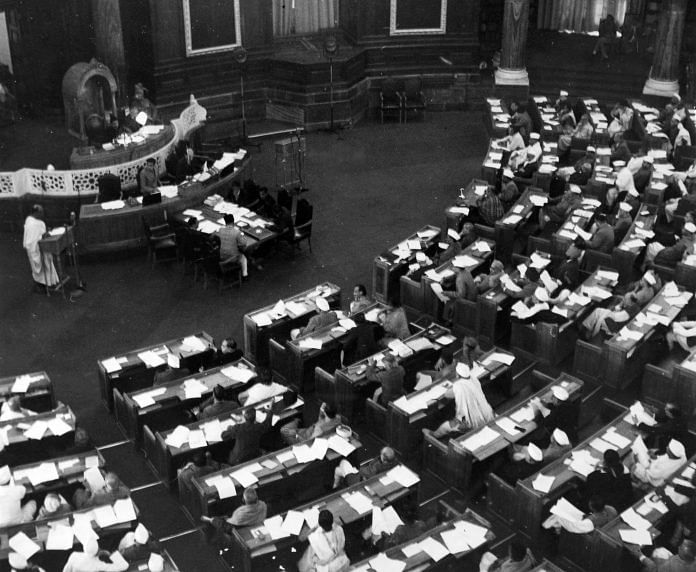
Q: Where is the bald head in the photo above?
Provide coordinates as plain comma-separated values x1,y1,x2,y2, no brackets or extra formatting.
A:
380,447,395,463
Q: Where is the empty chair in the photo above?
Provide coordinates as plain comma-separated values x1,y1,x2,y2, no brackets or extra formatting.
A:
380,78,402,123
277,188,292,212
401,77,426,123
97,174,122,203
288,198,313,253
143,216,177,265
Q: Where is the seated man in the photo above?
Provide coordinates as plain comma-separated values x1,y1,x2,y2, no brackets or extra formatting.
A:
73,471,129,509
503,267,541,300
0,470,37,526
36,493,72,520
221,406,273,466
349,284,371,314
139,157,159,196
667,319,696,353
586,213,615,254
495,442,545,486
333,446,397,489
216,214,249,280
201,487,268,540
238,369,287,406
177,451,223,494
581,296,640,340
475,259,505,293
210,337,243,368
637,402,688,453
366,352,405,406
638,539,696,572
439,266,477,323
528,385,579,446
542,495,617,534
583,449,634,512
118,523,162,563
632,438,686,488
554,238,584,290
198,385,239,421
293,296,336,339
63,538,128,572
414,347,456,390
280,401,340,445
341,312,382,366
460,336,485,367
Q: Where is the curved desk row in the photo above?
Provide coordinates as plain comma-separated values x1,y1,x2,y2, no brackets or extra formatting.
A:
77,156,251,255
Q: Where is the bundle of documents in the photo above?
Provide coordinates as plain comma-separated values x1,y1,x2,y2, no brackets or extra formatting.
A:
132,387,167,409
101,200,125,211
221,364,256,383
532,473,555,493
342,490,374,514
137,350,166,368
388,339,413,358
452,254,480,268
549,498,585,522
568,449,599,477
461,426,499,452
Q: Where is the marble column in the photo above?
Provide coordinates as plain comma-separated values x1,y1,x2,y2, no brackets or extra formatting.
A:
495,0,530,87
643,0,687,98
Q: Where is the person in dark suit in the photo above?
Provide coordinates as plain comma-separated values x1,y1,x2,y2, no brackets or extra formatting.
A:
495,442,545,486
199,385,239,420
175,143,197,183
587,213,615,254
554,238,584,290
153,354,191,385
583,449,634,512
366,352,405,406
255,187,276,218
528,385,579,446
222,406,273,466
230,180,258,209
341,312,381,366
211,337,243,368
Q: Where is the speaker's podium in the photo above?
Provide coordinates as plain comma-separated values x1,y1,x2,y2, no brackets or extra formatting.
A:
39,225,77,297
274,134,306,189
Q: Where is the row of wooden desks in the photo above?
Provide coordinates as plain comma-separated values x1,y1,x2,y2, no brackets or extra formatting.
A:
444,179,490,231
643,347,696,418
602,281,693,389
0,405,77,467
331,323,458,420
348,509,497,571
0,371,54,413
495,187,548,264
113,357,258,444
278,303,388,392
227,464,421,572
372,225,441,306
145,391,303,487
243,282,342,366
182,426,360,521
98,331,216,411
613,203,658,284
425,374,583,493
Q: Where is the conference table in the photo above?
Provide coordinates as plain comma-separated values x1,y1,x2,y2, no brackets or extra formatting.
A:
333,322,458,420
280,302,388,392
113,357,257,445
78,154,251,255
601,282,693,389
372,225,441,306
146,391,304,488
183,426,361,521
243,282,341,366
429,374,583,493
346,509,497,571
0,405,77,467
0,371,54,413
226,464,421,572
97,331,216,411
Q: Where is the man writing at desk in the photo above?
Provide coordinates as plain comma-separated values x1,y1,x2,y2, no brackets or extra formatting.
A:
139,157,159,196
216,214,249,281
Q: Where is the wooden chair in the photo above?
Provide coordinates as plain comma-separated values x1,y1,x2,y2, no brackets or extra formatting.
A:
143,217,177,265
365,398,388,442
268,338,289,385
219,258,243,292
289,199,313,253
401,77,426,123
380,78,402,123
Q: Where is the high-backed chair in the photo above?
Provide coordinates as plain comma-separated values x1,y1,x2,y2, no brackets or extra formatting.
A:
96,174,122,203
289,199,313,253
143,217,177,265
401,77,426,123
380,78,402,123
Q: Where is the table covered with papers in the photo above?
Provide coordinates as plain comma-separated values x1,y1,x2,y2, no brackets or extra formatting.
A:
372,225,441,305
78,153,251,255
485,97,511,139
334,323,457,420
613,203,657,283
0,496,139,564
0,371,54,413
283,302,388,392
0,405,77,467
243,283,341,365
602,282,692,389
347,510,496,571
147,392,303,487
445,179,491,231
98,331,215,411
226,464,421,572
183,427,361,520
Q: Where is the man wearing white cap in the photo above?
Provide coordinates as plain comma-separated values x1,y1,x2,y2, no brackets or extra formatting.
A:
544,428,573,462
555,90,569,113
63,538,129,572
632,438,686,487
613,202,633,244
542,494,617,534
0,470,36,527
432,362,494,438
118,522,161,562
153,353,191,385
529,385,578,445
496,441,545,485
294,296,337,339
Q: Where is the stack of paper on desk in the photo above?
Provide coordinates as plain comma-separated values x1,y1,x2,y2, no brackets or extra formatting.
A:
165,425,190,448
452,254,480,268
386,465,420,488
327,434,356,457
461,426,500,452
568,450,600,476
342,491,374,514
132,387,167,409
532,474,555,493
221,364,255,383
388,339,413,358
370,553,406,572
137,350,165,368
299,337,323,350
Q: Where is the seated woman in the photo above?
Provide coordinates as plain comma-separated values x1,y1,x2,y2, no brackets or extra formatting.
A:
298,509,350,572
559,114,594,160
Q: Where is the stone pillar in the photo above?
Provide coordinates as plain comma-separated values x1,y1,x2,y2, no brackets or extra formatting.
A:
495,0,530,88
643,0,687,98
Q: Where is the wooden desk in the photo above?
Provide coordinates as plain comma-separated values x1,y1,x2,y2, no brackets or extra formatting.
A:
0,406,77,467
390,347,515,460
183,427,361,521
444,179,491,231
535,267,618,365
70,125,175,169
495,188,548,264
0,371,54,413
171,199,277,254
372,225,441,305
601,283,692,389
227,464,421,572
114,358,256,444
346,510,496,571
530,559,566,572
594,456,696,572
77,155,250,255
0,497,139,565
421,239,495,320
243,283,341,366
334,323,457,420
284,303,387,392
125,549,180,572
10,449,104,501
513,406,639,544
38,225,76,297
550,199,599,257
485,97,510,140
97,331,215,411
477,251,552,346
612,204,657,285
440,374,583,493
145,392,303,488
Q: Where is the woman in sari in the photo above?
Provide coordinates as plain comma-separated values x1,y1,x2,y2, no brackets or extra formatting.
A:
298,510,350,572
23,204,58,289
